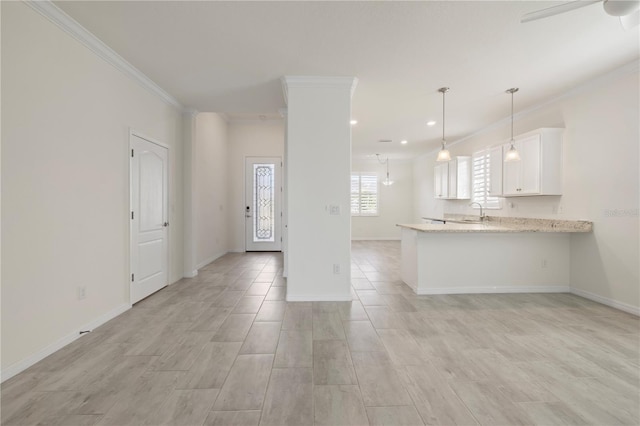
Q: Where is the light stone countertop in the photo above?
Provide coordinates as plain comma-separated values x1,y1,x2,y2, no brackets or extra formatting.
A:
398,223,516,233
399,215,593,233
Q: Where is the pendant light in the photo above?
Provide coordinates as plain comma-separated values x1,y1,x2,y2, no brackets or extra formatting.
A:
504,88,521,162
436,87,451,162
376,154,394,186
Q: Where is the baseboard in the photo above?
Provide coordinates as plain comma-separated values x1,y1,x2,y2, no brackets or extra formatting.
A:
416,285,570,295
351,237,400,241
194,251,227,271
1,303,131,383
286,293,353,302
570,288,640,316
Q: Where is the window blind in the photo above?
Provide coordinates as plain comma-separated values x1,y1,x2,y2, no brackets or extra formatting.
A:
472,150,501,209
351,173,379,216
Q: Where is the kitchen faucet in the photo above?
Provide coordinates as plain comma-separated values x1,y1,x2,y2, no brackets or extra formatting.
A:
469,202,485,220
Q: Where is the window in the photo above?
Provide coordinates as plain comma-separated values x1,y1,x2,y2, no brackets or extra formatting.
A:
471,149,501,209
252,163,275,242
351,173,379,216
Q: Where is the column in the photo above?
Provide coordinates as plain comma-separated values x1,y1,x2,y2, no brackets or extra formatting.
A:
281,76,358,301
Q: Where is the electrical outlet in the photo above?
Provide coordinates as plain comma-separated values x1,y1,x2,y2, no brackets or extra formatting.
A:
333,264,340,274
77,286,87,300
329,205,341,215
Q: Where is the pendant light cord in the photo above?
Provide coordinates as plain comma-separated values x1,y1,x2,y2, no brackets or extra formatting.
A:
510,89,514,142
442,89,446,143
507,88,518,144
438,87,449,148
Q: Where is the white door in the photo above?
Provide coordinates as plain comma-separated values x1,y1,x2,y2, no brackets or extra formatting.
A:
130,133,169,303
245,157,282,251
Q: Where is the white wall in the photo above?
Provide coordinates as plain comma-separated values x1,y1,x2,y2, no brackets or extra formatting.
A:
1,2,185,374
227,120,285,252
413,64,639,312
351,159,413,240
194,113,229,268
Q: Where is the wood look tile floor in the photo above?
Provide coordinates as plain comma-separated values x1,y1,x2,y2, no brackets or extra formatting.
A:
3,241,639,425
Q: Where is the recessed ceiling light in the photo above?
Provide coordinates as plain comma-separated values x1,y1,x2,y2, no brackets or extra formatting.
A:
427,120,437,126
400,140,408,145
350,120,358,125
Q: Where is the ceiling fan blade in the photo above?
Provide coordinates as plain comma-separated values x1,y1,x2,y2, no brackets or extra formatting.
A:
521,0,601,23
620,9,640,28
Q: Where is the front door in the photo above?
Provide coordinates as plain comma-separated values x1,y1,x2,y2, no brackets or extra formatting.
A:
245,157,282,251
130,133,169,303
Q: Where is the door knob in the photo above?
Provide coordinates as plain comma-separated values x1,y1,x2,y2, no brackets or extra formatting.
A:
163,222,169,227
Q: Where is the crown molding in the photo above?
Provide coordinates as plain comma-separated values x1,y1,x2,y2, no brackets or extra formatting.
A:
24,0,185,111
281,76,359,104
227,117,285,125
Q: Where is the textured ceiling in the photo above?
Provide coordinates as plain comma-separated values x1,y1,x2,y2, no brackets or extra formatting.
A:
55,1,639,159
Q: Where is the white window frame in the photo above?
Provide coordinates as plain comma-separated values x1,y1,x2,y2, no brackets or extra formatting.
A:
471,149,502,210
351,172,379,216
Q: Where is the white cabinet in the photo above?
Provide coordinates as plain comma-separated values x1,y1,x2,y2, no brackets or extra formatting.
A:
488,145,503,197
434,163,448,199
503,135,538,195
502,128,562,197
434,156,471,200
448,156,471,199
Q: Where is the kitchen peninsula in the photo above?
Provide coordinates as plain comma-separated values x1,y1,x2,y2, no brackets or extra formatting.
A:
398,216,592,295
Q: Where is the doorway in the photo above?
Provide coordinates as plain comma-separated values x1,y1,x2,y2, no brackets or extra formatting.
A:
245,157,282,251
130,132,169,303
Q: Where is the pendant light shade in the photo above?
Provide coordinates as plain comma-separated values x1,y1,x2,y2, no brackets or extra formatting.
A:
505,144,521,162
504,88,521,163
376,154,394,186
436,87,451,162
436,148,451,162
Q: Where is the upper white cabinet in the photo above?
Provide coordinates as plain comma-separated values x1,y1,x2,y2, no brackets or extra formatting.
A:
488,145,503,197
434,162,449,199
434,156,471,199
448,156,471,199
502,128,563,197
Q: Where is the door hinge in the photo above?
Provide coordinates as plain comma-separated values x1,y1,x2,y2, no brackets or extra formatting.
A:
281,162,283,167
131,273,135,282
131,149,134,157
131,211,134,220
280,237,282,242
280,212,283,217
